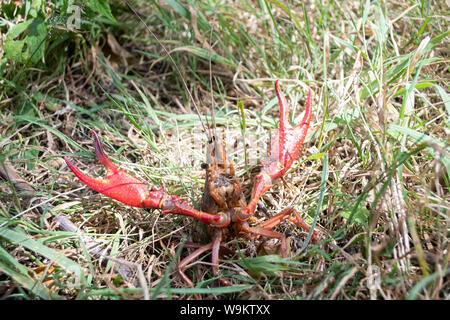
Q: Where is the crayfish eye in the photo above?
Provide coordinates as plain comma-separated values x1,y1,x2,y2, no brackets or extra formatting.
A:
201,163,209,170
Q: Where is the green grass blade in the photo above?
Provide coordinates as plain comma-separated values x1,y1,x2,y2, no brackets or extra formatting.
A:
304,154,328,247
406,268,450,300
0,227,84,283
0,246,63,299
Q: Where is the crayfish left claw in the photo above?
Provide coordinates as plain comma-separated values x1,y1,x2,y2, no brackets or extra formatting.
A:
64,131,152,208
65,131,230,226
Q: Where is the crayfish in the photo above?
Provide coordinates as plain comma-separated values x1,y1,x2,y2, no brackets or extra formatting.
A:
64,80,318,299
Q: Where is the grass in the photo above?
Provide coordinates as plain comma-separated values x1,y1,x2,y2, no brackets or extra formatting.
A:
0,0,449,300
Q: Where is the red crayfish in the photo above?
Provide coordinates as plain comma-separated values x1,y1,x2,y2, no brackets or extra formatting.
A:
64,80,318,299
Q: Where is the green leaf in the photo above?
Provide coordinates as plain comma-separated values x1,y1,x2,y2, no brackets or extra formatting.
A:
171,46,237,67
165,0,190,19
308,153,324,160
85,284,252,297
32,91,61,112
388,124,449,151
0,227,83,278
4,18,47,64
304,154,328,246
388,124,450,178
12,115,87,153
392,82,435,98
422,30,450,56
433,84,450,125
407,268,450,299
341,205,369,225
329,34,359,54
28,0,44,18
84,0,115,22
0,246,62,299
240,255,293,276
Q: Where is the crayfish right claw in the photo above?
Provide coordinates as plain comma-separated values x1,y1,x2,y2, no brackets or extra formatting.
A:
240,81,313,219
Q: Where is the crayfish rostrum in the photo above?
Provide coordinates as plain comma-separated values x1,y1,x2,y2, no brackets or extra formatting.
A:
65,80,318,299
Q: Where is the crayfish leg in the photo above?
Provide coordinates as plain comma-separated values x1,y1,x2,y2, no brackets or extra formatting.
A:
255,207,319,244
176,230,232,300
177,242,214,300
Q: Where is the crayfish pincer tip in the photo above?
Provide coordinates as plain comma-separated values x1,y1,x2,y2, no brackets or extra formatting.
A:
64,157,78,176
90,130,101,144
88,130,119,173
64,156,73,167
89,129,102,144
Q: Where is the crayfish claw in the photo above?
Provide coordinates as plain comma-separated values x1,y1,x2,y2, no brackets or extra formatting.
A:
90,130,119,175
240,81,313,219
64,131,151,208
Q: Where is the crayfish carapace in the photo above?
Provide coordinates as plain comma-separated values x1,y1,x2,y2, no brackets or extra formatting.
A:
65,80,318,299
